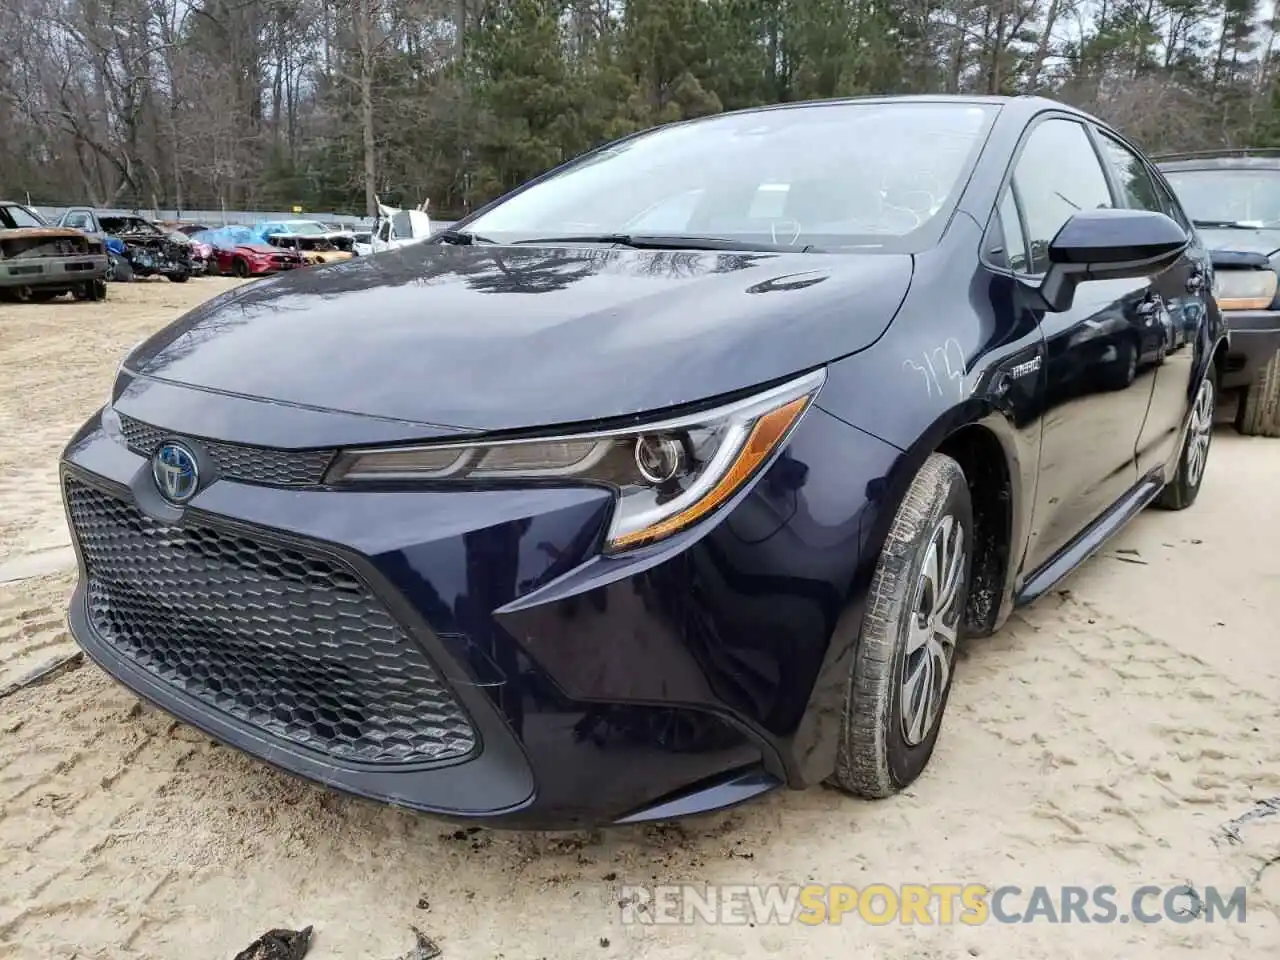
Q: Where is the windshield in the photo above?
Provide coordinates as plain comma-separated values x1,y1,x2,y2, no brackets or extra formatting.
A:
462,101,998,251
101,217,160,235
1163,169,1280,226
196,227,256,247
1,204,48,229
281,221,328,235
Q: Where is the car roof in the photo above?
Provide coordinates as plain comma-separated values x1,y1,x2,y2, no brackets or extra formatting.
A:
672,93,1103,128
1155,149,1280,171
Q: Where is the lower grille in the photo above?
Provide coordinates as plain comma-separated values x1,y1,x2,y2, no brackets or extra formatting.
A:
65,478,477,766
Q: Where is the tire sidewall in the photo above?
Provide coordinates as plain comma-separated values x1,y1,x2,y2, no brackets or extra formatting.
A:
1178,366,1217,503
882,464,974,787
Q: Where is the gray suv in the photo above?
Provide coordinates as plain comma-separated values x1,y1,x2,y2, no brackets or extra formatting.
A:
1158,150,1280,436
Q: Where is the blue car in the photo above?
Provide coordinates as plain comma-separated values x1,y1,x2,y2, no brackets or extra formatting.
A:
60,95,1226,829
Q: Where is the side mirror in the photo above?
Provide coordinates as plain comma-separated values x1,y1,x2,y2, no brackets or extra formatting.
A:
1037,208,1188,312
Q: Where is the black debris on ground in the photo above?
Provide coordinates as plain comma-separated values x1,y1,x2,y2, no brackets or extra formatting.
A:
233,925,313,960
1216,796,1280,846
391,926,442,960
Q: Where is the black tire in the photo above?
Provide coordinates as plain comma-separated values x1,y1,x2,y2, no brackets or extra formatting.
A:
168,270,190,283
1102,338,1138,391
1156,365,1217,510
233,258,250,279
90,278,107,301
830,453,974,799
109,254,134,282
1235,349,1280,438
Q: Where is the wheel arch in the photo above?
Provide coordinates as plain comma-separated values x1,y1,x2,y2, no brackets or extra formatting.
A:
860,404,1027,639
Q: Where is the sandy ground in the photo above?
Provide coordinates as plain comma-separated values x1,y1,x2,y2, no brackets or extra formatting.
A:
1,280,1278,959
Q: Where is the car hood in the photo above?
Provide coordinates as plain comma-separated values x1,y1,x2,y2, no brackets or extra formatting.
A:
0,226,88,240
1197,227,1280,259
125,244,914,433
237,242,280,254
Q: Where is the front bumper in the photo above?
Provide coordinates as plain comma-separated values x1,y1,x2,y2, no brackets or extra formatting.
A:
59,389,890,827
0,253,108,288
1219,309,1280,389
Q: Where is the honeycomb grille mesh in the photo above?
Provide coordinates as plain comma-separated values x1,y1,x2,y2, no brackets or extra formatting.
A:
117,414,336,487
65,478,477,766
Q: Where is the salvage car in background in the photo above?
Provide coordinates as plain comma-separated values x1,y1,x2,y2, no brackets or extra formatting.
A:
361,202,433,256
59,96,1227,828
0,200,108,301
350,229,374,256
1158,149,1280,436
57,209,194,282
253,219,355,265
193,226,306,277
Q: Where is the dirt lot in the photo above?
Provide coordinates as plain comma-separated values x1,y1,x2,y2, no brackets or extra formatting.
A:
1,280,1278,959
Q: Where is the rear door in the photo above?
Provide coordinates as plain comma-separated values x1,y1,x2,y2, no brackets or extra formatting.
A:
1093,130,1210,475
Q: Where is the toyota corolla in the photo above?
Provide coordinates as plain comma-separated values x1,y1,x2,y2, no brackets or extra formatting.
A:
61,95,1227,828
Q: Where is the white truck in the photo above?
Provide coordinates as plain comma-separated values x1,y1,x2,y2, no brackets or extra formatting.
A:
353,200,433,256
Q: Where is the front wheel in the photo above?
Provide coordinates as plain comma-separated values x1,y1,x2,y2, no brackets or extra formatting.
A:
233,258,250,279
168,270,190,283
829,453,973,799
1156,366,1217,510
108,253,134,282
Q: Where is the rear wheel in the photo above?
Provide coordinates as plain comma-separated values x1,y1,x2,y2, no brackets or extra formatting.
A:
1157,366,1217,510
1102,338,1138,391
168,270,190,283
1235,349,1280,438
829,453,973,799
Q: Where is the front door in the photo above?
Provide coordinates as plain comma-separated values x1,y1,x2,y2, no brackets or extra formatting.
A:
1002,116,1162,576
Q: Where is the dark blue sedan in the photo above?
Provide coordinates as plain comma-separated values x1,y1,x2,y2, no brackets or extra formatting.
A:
60,95,1227,829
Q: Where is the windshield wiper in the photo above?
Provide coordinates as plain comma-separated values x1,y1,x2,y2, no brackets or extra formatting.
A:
507,234,815,253
434,229,498,245
1193,218,1269,229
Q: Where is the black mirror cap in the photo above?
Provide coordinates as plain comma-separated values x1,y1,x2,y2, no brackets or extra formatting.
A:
1048,208,1188,268
1036,209,1189,313
1209,248,1271,270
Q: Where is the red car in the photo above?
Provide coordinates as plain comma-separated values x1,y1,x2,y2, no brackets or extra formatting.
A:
194,228,305,277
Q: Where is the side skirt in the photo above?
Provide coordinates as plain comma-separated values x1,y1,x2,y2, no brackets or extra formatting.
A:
1015,473,1165,606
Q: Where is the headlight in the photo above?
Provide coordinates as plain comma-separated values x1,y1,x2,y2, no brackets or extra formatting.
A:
326,368,826,552
1212,268,1278,310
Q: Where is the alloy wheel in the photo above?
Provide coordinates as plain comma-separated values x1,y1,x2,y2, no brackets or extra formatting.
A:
1186,375,1215,488
900,514,966,746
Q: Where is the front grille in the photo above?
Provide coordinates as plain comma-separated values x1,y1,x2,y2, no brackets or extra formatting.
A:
65,478,477,766
117,414,336,487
